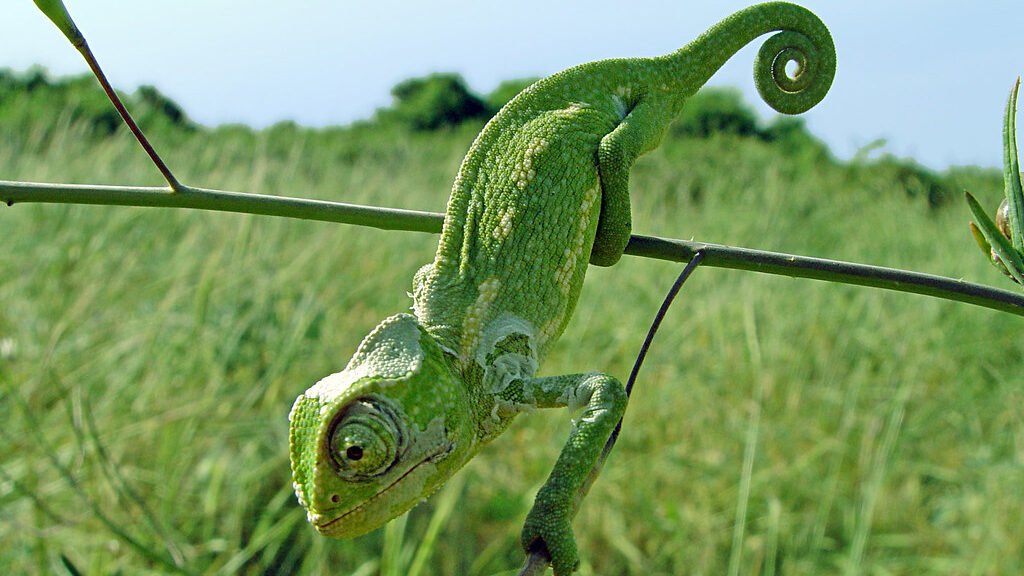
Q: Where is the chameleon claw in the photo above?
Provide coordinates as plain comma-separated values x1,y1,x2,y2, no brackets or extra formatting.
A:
522,506,580,575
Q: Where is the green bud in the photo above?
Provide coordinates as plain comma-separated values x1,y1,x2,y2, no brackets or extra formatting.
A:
33,0,85,47
996,198,1012,241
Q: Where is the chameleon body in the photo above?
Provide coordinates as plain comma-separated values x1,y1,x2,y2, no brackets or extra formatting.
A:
289,2,834,573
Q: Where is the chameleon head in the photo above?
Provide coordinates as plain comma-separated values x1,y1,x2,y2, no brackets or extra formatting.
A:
288,313,475,538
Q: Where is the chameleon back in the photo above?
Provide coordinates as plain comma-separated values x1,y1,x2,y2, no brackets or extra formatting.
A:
413,60,660,365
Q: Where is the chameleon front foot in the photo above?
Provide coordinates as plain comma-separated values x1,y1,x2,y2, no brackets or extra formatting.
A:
521,497,580,575
514,372,628,574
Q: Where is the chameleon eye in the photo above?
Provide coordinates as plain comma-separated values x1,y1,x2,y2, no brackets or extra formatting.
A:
346,445,364,461
328,398,404,480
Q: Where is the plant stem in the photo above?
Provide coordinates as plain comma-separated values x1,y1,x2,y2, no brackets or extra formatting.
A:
4,179,1024,316
0,180,440,233
627,235,1024,316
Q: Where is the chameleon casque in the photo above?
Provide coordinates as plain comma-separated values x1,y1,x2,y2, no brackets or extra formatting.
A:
288,2,835,573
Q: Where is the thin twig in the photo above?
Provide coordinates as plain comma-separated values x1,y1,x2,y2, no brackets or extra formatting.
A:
3,179,1023,317
73,42,181,190
518,253,704,575
604,251,706,458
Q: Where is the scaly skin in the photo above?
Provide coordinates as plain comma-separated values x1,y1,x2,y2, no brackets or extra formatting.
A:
289,3,835,573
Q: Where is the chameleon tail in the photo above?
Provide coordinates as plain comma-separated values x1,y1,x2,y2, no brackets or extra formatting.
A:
663,1,836,115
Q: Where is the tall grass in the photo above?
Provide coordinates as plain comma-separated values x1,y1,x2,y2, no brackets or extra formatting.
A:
1,111,1021,575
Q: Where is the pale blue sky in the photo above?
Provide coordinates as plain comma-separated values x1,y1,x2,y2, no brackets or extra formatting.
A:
2,1,1021,169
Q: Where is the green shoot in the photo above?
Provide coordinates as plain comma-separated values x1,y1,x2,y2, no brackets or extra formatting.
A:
967,191,1024,285
967,78,1024,285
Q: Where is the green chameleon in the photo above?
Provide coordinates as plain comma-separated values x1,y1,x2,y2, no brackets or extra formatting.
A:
288,2,835,572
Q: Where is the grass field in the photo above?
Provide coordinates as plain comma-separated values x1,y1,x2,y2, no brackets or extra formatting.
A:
2,99,1023,575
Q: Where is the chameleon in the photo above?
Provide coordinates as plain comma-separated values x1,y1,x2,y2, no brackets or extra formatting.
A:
288,2,835,573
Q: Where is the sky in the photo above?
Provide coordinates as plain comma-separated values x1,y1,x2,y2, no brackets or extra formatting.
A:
1,0,1022,170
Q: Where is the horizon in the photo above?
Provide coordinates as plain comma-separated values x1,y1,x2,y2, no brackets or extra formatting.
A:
2,1,1021,170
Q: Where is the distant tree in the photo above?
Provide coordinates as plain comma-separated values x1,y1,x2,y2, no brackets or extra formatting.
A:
880,157,957,209
0,68,17,99
761,115,831,158
22,67,49,93
849,148,958,210
0,68,194,137
672,87,759,138
135,85,192,129
379,73,490,130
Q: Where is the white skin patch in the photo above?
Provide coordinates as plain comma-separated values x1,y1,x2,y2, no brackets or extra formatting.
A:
492,205,516,241
307,365,372,406
553,185,599,295
460,277,501,363
552,102,587,118
537,185,599,344
611,95,629,120
513,137,548,190
612,86,634,119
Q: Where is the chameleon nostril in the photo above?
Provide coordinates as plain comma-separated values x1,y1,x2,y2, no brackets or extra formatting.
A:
330,494,340,504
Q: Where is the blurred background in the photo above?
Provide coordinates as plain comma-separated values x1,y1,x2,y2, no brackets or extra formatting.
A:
2,2,1023,575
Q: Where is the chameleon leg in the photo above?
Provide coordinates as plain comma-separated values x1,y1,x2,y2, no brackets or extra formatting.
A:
590,99,674,267
513,372,627,575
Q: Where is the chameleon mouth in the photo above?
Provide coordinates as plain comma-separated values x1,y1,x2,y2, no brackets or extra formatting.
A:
314,443,452,534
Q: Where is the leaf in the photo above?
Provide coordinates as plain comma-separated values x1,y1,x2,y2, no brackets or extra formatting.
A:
968,221,993,256
59,554,84,576
1004,77,1024,251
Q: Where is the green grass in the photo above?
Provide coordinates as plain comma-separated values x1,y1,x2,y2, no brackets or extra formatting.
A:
1,110,1022,575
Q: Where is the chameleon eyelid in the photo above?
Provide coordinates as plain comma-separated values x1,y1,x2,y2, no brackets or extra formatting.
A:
327,396,406,480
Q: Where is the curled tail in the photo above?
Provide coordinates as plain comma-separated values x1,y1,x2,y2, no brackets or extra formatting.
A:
666,1,836,115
